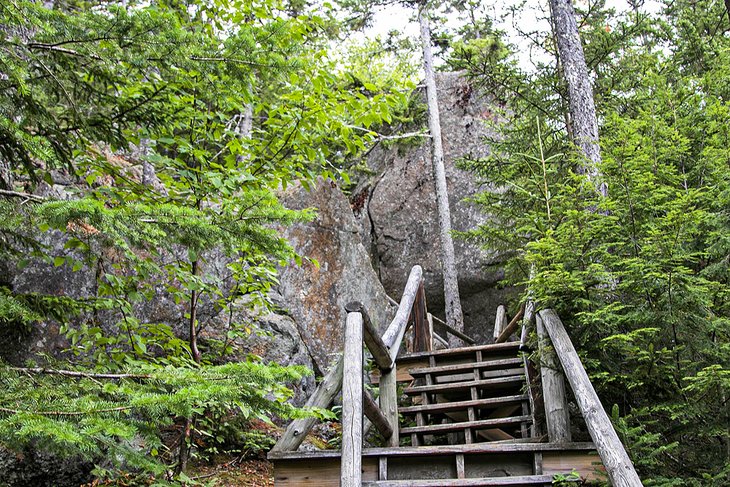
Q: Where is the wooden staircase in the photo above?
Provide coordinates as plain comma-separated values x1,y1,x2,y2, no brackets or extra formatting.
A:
271,341,603,486
269,266,641,486
396,342,532,447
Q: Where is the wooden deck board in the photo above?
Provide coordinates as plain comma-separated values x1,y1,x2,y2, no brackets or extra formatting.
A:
408,358,524,376
404,375,525,395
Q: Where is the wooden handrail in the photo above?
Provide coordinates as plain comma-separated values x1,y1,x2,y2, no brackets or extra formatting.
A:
271,265,424,454
429,313,476,345
341,311,363,487
387,293,476,345
345,301,393,370
538,309,642,487
382,265,424,354
341,265,426,486
496,304,525,343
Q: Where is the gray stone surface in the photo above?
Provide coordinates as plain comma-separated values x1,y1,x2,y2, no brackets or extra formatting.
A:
277,178,395,373
352,72,518,342
0,446,94,487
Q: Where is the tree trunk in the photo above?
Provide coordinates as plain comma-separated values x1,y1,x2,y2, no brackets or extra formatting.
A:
549,0,607,198
236,102,253,164
418,5,465,346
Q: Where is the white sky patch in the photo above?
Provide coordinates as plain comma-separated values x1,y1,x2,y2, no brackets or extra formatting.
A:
365,0,664,72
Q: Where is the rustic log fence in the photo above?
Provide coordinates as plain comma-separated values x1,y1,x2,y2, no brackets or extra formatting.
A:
272,271,641,487
271,265,434,485
537,309,642,487
492,304,641,486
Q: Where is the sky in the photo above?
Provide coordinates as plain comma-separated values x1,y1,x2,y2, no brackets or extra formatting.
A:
365,0,664,71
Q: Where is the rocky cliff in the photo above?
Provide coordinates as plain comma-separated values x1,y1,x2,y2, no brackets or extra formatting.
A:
352,71,515,342
1,72,512,379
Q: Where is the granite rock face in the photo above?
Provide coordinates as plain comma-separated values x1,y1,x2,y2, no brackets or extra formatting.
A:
1,179,395,381
277,179,395,373
352,72,517,342
0,446,94,487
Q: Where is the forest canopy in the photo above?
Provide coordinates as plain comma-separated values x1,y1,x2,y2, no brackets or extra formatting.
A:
0,0,728,485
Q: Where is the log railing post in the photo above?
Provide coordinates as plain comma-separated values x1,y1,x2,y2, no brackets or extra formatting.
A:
273,265,424,461
538,309,642,487
412,281,431,352
379,366,399,447
341,311,363,487
536,314,571,442
494,304,508,341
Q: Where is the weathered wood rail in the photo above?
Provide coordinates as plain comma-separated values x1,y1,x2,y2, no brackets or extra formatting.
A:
272,272,640,486
491,304,641,486
537,309,642,487
271,265,435,485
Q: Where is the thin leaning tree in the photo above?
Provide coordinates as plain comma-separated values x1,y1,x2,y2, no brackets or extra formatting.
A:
418,2,465,345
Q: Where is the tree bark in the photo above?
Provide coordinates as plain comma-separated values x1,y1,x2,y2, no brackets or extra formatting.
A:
418,5,465,345
549,0,607,198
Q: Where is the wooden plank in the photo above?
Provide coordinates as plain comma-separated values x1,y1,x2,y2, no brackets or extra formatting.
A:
436,368,525,384
268,442,598,460
271,356,343,453
400,415,532,435
543,451,606,482
536,314,571,442
274,458,378,486
399,395,529,415
494,305,508,340
362,474,559,486
404,375,525,395
364,390,393,440
370,359,429,384
497,304,525,344
408,358,523,376
341,312,363,487
400,341,520,360
346,301,393,371
539,309,641,487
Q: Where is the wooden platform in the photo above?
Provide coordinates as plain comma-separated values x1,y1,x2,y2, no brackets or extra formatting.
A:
270,442,606,486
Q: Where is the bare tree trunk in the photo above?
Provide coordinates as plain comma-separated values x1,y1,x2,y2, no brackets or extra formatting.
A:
418,5,465,346
549,0,607,198
236,102,253,164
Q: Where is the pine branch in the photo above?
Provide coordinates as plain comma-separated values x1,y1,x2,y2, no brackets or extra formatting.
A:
9,367,152,379
0,406,133,416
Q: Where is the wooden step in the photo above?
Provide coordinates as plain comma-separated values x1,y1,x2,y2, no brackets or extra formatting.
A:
268,442,598,460
408,358,523,377
399,395,528,415
399,342,521,361
400,415,532,435
404,375,525,395
363,474,558,486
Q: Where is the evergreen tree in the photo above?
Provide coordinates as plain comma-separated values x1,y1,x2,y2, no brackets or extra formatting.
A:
0,0,411,481
461,1,730,484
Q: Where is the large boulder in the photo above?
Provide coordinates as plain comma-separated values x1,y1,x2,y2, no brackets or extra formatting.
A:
277,179,394,373
353,72,517,342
